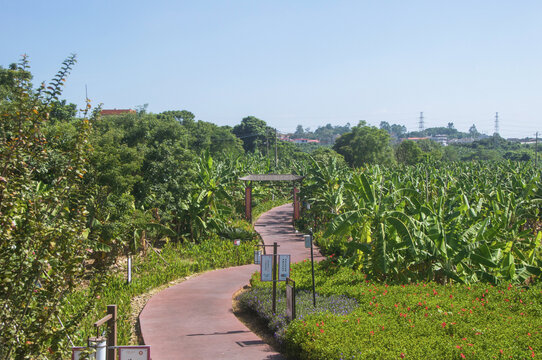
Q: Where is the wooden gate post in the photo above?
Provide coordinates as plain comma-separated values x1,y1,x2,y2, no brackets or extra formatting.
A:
245,184,252,223
293,186,300,221
107,305,117,360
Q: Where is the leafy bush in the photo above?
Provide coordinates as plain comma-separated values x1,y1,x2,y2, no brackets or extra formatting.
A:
0,55,99,358
244,261,542,359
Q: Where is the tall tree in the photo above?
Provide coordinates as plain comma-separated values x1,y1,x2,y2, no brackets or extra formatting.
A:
294,124,305,137
232,116,271,153
333,121,395,167
395,140,423,165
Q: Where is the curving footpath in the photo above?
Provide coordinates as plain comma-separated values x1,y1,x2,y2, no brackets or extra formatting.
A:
139,203,323,360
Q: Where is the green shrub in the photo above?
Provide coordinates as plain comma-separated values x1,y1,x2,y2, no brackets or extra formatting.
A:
247,261,542,359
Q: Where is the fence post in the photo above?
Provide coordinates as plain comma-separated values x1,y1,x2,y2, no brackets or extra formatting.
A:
107,305,117,360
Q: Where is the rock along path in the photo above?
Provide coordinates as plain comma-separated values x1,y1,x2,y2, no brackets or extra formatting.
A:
139,203,323,360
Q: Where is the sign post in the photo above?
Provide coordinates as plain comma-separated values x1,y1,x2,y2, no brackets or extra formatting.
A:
286,277,296,321
307,232,316,307
257,243,283,313
233,239,241,265
127,256,132,284
272,242,278,313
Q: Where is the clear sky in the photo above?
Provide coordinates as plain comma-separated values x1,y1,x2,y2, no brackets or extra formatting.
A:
2,0,541,138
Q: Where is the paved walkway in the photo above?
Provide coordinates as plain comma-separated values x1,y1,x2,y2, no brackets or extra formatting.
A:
139,203,323,360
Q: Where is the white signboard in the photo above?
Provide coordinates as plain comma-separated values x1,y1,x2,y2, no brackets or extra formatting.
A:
233,239,241,246
304,235,312,248
119,346,151,360
260,254,273,281
278,255,290,281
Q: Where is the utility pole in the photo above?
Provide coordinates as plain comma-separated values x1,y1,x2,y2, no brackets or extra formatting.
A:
418,112,425,132
274,128,278,170
536,132,539,168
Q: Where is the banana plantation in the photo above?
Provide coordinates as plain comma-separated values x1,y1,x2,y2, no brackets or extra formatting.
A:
299,159,542,284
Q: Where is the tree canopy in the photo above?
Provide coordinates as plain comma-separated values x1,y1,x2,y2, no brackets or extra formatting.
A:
333,121,395,167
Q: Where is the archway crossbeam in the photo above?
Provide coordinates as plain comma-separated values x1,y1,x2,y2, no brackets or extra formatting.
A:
239,174,304,223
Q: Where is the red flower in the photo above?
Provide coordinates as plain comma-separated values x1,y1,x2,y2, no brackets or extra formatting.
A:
460,353,466,359
442,322,447,328
400,353,405,358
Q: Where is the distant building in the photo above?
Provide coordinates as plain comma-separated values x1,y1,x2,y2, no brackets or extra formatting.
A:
406,135,448,146
100,109,136,116
291,138,320,144
431,134,448,146
406,137,429,141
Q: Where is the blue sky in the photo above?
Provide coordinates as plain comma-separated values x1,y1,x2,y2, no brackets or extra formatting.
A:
2,0,541,138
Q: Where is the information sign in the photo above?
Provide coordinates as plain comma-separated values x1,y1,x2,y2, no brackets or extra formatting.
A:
260,254,273,281
254,250,262,265
304,234,311,248
233,239,241,246
278,255,290,281
118,346,151,360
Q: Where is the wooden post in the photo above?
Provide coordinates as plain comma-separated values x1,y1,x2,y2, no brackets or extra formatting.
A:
293,186,300,221
286,277,296,321
272,242,277,313
245,184,252,223
107,305,117,360
141,230,146,257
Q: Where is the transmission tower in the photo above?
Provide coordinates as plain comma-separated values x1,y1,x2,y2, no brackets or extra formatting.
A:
494,112,499,135
418,112,425,132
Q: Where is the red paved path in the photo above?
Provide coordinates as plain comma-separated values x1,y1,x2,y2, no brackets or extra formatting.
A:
139,203,323,360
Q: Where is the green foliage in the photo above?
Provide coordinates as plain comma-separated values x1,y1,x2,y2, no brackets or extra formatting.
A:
233,116,274,153
0,55,99,358
395,140,423,165
333,121,395,167
300,159,542,285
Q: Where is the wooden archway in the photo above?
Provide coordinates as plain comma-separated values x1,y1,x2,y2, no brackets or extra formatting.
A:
238,174,304,223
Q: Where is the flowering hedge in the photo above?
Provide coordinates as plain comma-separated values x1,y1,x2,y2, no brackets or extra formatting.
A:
246,261,542,359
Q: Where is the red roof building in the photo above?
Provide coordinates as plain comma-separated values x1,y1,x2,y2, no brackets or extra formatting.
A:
100,109,136,116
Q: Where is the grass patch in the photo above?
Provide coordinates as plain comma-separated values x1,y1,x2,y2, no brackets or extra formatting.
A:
242,260,542,360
